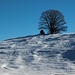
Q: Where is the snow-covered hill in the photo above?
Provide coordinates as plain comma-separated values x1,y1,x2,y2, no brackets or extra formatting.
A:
0,33,75,75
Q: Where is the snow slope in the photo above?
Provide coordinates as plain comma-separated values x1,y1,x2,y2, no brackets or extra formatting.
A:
0,33,75,75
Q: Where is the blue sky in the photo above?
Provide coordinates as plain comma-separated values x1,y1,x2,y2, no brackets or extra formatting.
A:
0,0,75,41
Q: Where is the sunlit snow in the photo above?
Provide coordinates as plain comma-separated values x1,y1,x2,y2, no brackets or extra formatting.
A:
0,33,75,75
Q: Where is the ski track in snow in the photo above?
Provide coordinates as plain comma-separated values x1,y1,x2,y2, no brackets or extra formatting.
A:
0,33,75,75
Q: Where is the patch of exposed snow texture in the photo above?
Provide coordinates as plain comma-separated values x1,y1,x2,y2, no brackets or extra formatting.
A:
0,33,75,75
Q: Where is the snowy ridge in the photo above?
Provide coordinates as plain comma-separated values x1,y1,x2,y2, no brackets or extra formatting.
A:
0,33,75,75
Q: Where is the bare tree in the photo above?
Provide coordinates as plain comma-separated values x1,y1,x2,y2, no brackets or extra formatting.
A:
38,10,67,34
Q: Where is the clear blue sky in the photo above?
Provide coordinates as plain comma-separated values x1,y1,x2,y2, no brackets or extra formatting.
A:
0,0,75,41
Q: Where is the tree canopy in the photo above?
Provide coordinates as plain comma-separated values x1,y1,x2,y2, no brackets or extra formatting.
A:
38,10,67,34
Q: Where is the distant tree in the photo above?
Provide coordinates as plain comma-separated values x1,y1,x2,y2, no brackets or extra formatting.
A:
40,30,45,35
38,10,67,34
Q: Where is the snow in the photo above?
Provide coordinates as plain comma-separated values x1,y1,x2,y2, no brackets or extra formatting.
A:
0,33,75,75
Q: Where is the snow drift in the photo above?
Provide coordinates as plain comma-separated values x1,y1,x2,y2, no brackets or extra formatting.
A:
0,33,75,75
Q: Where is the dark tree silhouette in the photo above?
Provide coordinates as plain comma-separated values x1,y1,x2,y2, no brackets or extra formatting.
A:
38,10,67,34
